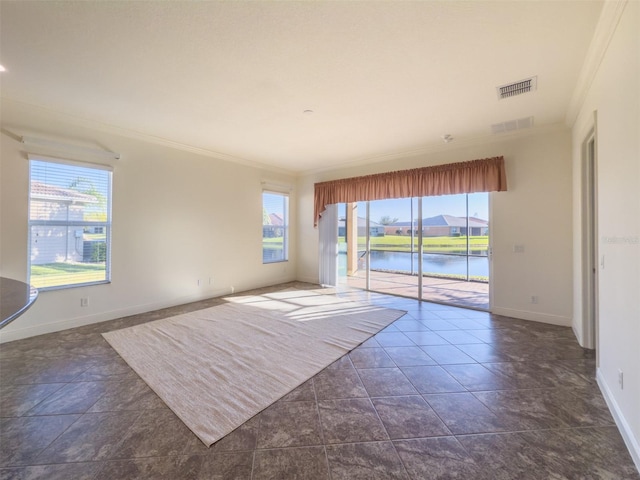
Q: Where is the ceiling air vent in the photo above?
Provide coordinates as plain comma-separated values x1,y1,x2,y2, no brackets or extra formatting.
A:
497,76,537,99
491,116,534,135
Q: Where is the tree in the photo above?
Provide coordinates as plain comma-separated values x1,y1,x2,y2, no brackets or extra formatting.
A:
69,177,107,222
378,215,399,225
263,208,272,225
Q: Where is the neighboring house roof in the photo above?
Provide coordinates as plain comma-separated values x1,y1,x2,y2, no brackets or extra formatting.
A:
31,181,98,204
268,213,284,226
391,215,488,228
338,217,383,228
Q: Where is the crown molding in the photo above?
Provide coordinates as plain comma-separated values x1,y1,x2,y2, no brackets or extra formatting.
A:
565,0,628,127
0,97,294,177
298,122,568,178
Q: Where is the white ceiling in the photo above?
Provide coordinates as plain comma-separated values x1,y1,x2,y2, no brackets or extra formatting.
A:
0,1,603,174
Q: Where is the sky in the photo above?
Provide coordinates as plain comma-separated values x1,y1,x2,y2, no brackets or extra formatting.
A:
31,160,111,198
339,193,489,223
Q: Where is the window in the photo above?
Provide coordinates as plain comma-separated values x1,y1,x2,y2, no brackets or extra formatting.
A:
28,157,112,289
262,192,288,263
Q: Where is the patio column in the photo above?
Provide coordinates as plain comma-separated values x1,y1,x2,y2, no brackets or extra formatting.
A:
346,202,358,276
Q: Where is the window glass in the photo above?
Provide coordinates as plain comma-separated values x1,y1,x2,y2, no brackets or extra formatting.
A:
29,159,112,289
262,192,288,263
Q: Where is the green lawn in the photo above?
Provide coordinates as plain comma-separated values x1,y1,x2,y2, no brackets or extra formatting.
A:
341,235,489,253
31,262,106,288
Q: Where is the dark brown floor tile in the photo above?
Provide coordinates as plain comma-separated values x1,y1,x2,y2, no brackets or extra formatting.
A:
394,436,480,480
34,411,141,463
458,432,558,480
462,329,498,342
391,319,431,332
520,427,640,480
424,393,516,435
0,415,80,466
357,368,418,397
256,401,323,448
94,454,203,480
318,398,388,444
442,364,516,391
313,367,368,400
402,331,449,346
379,323,401,333
445,318,488,330
400,366,466,394
357,336,382,348
371,396,450,439
1,284,637,480
323,354,355,370
25,381,111,416
0,383,65,417
197,451,253,479
70,357,138,382
110,408,195,459
0,462,99,480
279,379,315,402
203,417,259,454
87,378,165,412
383,346,437,366
419,345,476,365
535,388,615,427
404,310,442,321
326,441,409,479
373,332,415,347
252,446,329,480
435,330,486,345
349,348,395,368
4,355,99,385
454,343,513,363
434,310,469,320
555,358,598,384
419,319,459,331
472,389,569,430
481,361,569,388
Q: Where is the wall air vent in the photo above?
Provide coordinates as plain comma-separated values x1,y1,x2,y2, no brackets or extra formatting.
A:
497,76,537,99
491,116,534,135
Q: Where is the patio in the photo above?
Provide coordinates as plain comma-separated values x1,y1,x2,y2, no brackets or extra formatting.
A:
342,270,489,310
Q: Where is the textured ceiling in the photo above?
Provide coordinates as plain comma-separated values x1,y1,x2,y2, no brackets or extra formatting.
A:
0,1,603,173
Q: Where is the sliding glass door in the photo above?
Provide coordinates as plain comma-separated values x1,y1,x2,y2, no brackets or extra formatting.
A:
337,193,490,310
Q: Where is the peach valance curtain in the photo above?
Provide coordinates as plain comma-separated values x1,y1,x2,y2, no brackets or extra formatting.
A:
314,156,507,226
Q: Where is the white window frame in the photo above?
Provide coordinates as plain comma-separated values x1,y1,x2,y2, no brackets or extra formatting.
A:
28,155,113,290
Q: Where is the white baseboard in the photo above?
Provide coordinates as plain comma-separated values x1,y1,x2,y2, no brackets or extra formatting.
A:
597,369,640,472
296,275,319,284
0,277,299,343
0,287,230,343
491,306,572,327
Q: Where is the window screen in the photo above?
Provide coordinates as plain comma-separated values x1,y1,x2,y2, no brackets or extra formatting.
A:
262,192,288,263
29,158,112,289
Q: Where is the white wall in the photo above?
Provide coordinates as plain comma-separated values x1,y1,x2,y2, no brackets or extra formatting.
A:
0,100,297,342
297,127,574,326
571,0,640,466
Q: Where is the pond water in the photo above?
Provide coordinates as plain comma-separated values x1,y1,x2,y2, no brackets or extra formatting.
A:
340,250,489,279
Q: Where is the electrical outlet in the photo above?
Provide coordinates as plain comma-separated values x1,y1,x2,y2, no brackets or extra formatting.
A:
618,370,624,389
80,297,89,307
531,295,539,304
513,244,525,253
197,279,201,286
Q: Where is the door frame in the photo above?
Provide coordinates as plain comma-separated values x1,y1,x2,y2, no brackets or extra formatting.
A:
581,123,599,353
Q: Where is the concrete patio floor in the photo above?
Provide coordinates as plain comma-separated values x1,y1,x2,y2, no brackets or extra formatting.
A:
342,270,489,310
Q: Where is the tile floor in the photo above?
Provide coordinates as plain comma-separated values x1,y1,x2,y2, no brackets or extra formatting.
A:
1,282,638,479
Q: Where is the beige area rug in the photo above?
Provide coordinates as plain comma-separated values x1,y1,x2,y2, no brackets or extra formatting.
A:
102,289,405,446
